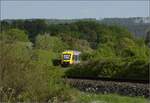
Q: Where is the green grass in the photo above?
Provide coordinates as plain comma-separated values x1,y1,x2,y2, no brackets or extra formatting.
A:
77,93,149,103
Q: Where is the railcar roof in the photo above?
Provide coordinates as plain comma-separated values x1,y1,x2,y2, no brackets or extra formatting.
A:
63,50,81,54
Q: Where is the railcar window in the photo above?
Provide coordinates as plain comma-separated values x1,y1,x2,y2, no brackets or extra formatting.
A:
63,54,71,60
74,55,78,61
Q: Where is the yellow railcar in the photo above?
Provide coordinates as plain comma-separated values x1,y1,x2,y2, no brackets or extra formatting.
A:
61,50,81,66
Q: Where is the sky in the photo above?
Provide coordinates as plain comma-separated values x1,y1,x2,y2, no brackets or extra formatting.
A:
1,0,149,20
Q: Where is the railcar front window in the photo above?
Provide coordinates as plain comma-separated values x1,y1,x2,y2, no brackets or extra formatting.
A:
63,54,71,60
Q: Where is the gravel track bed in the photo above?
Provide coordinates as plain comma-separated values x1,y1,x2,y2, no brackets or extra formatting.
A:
65,78,150,98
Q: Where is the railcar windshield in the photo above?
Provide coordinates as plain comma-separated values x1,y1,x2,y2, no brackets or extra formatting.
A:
63,54,71,60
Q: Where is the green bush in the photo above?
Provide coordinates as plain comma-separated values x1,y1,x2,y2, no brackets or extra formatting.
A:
0,40,78,102
0,28,29,42
114,59,149,80
60,33,93,53
35,34,68,52
32,49,57,66
65,57,149,80
65,58,123,78
65,61,99,77
80,52,94,61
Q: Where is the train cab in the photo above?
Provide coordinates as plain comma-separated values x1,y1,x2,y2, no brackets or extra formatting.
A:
61,50,81,66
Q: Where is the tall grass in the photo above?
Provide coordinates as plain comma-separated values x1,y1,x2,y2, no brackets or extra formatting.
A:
78,93,149,103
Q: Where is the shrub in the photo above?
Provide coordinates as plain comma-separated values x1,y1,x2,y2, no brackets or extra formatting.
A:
0,28,29,42
80,52,94,61
65,58,123,78
65,58,149,80
65,61,99,77
35,34,68,52
115,59,149,80
0,41,78,102
32,49,57,66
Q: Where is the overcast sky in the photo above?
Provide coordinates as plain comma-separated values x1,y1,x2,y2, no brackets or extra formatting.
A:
1,1,149,19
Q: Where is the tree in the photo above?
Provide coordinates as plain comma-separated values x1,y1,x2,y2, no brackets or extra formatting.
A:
35,34,68,52
145,30,150,47
0,28,29,42
0,21,12,32
24,19,48,41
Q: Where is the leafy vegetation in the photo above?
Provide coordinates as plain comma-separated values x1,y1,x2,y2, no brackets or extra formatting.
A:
0,28,78,102
78,93,149,103
66,58,149,80
0,19,149,102
145,30,150,47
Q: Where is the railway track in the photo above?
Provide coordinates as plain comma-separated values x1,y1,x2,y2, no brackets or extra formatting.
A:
66,76,149,84
64,77,150,98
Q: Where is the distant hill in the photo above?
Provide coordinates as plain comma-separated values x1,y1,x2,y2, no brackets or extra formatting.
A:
2,17,150,37
46,18,97,24
100,17,150,37
46,17,150,37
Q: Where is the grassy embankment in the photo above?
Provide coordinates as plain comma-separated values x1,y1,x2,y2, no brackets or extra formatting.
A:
77,93,149,103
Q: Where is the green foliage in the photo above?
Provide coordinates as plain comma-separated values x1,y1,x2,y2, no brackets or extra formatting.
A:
1,19,150,102
115,58,149,80
23,19,48,41
35,34,68,52
65,62,97,77
78,93,149,103
1,20,133,49
115,37,136,57
115,37,150,60
32,49,57,66
0,35,78,102
94,44,117,60
0,28,29,42
65,58,123,78
66,55,149,80
145,30,150,47
60,33,93,52
80,52,94,61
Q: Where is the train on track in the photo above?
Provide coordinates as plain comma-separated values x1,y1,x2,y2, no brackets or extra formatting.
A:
61,50,81,66
53,50,81,67
52,50,149,84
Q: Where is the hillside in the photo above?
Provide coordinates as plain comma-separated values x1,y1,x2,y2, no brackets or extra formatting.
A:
100,17,150,37
1,17,150,38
